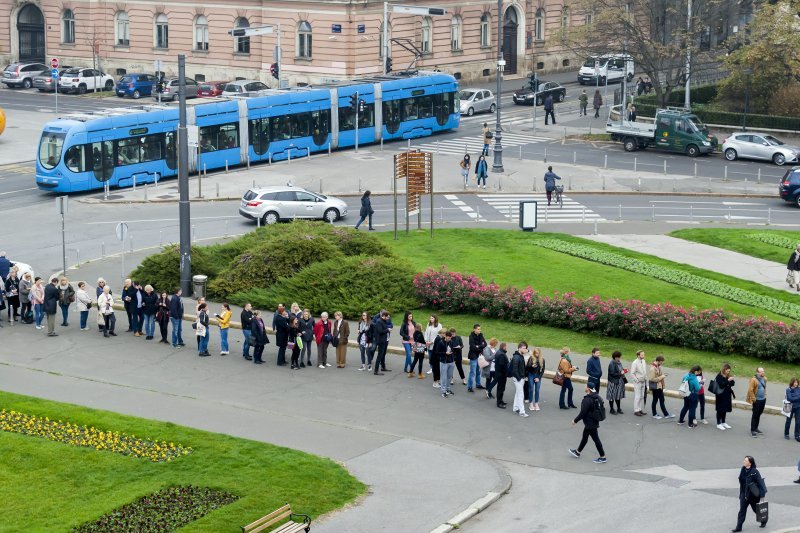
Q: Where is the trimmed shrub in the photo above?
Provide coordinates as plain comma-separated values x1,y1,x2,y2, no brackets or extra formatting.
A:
130,245,218,294
230,255,419,319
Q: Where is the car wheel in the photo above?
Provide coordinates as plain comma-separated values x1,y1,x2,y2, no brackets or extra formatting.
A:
795,195,800,209
773,153,786,166
323,208,340,223
77,84,86,95
262,211,279,225
557,92,565,102
132,90,140,99
104,80,114,91
489,103,496,113
466,107,474,116
22,78,32,89
623,137,638,152
724,148,737,161
686,144,700,157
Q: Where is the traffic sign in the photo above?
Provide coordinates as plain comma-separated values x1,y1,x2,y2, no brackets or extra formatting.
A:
51,68,59,79
51,57,59,69
115,222,128,242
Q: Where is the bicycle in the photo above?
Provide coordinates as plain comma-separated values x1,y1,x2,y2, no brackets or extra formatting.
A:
553,185,564,208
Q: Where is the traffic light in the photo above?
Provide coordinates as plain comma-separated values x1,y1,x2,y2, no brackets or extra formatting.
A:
385,57,393,73
528,73,538,91
270,63,279,80
349,94,358,111
155,75,164,94
358,99,366,113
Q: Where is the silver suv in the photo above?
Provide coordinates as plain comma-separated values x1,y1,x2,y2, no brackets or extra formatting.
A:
2,62,48,89
239,186,348,225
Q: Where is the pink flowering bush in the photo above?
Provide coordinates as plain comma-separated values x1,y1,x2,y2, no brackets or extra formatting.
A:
414,268,800,363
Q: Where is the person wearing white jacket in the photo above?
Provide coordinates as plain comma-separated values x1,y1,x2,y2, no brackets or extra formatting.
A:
424,315,444,378
75,282,93,331
97,286,116,338
631,350,647,416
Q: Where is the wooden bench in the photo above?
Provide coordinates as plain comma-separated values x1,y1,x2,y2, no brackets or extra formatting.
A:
242,503,311,533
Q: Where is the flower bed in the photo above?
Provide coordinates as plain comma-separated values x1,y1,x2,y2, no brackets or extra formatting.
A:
73,486,238,532
534,238,800,320
0,409,191,462
746,232,796,250
413,268,800,363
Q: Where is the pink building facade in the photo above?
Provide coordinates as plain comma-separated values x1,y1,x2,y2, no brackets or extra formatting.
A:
1,0,586,85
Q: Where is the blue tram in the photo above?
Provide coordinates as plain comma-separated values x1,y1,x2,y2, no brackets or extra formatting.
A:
35,71,459,193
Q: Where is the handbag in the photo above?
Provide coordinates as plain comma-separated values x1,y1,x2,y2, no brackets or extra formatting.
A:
415,342,427,354
477,354,489,368
783,400,793,417
747,480,761,500
648,380,659,391
287,341,296,351
708,379,721,395
787,270,794,285
552,372,564,386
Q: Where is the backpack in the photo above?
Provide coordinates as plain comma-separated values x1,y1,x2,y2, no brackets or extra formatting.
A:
592,396,606,422
678,379,691,398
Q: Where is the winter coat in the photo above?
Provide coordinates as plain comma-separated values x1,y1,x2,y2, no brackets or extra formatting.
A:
510,351,526,381
738,466,767,501
19,278,32,304
299,315,315,342
168,294,184,319
543,171,561,191
251,318,269,346
593,92,603,109
608,360,625,386
787,386,800,409
240,309,253,331
75,289,92,312
44,283,60,315
586,356,603,388
746,376,767,404
142,291,158,315
313,319,332,345
58,283,76,306
714,373,735,412
544,94,554,111
333,318,350,343
98,293,115,315
359,196,374,218
558,357,577,378
468,332,487,360
526,355,545,378
494,349,510,379
481,346,497,379
788,250,800,271
474,158,488,178
400,320,416,342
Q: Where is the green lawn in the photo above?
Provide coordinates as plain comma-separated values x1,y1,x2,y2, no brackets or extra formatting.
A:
0,391,364,531
670,228,800,264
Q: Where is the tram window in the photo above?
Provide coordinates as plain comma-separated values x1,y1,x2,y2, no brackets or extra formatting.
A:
443,92,456,114
418,96,434,119
339,107,356,131
116,137,141,166
165,132,177,169
39,132,66,170
140,134,163,163
383,100,401,123
64,145,85,173
358,104,374,128
291,113,310,138
249,118,271,154
91,140,114,182
271,116,292,141
219,124,239,149
310,110,330,136
402,99,418,121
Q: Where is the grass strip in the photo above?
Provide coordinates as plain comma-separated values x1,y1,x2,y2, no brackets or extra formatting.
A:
669,228,800,264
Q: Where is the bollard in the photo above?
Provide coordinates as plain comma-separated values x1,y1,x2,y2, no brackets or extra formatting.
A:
690,205,693,221
573,151,577,165
307,149,311,160
269,153,273,165
76,248,80,265
358,178,362,192
582,206,586,223
767,207,771,225
727,206,732,223
651,205,655,222
476,204,480,223
247,157,250,169
663,160,667,175
328,144,332,157
257,216,261,228
498,173,503,191
225,220,229,238
408,139,411,150
225,160,229,173
144,184,148,201
694,162,698,177
101,242,106,258
532,175,536,192
253,179,256,188
130,236,134,253
154,172,159,190
132,174,136,192
564,127,567,139
604,154,608,169
744,177,748,194
634,157,637,173
544,206,548,223
319,179,323,194
673,176,677,193
724,165,728,181
440,205,444,223
203,164,207,177
508,204,512,220
602,175,606,190
708,177,712,193
437,140,440,154
618,204,622,221
288,151,292,164
192,225,196,243
464,143,468,154
638,177,641,192
594,220,598,235
544,147,547,162
380,137,384,151
757,168,761,184
519,146,522,160
568,176,572,190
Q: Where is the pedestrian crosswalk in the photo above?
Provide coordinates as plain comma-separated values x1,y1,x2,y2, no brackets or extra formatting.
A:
402,132,551,157
477,193,606,223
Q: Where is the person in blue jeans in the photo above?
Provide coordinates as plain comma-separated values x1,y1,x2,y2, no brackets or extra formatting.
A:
399,312,416,373
196,303,210,356
169,287,185,347
526,347,545,411
141,284,158,340
467,324,486,392
678,366,702,428
785,378,800,441
240,303,253,360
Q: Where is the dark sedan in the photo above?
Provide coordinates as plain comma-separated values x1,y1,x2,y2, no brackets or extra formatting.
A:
512,81,566,106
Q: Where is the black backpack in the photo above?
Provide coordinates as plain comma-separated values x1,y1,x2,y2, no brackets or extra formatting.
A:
592,396,606,422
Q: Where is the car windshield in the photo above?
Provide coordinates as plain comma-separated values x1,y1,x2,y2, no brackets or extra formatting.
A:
687,116,707,134
458,90,475,100
4,65,17,73
223,84,241,93
764,135,784,146
119,76,132,83
38,132,66,170
583,58,607,68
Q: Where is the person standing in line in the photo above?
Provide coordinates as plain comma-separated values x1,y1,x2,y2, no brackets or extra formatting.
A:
215,303,231,355
511,342,529,417
648,355,674,419
678,365,702,428
474,155,489,189
371,309,393,372
354,190,375,231
156,291,171,344
288,315,302,369
593,89,603,118
289,302,302,319
372,311,391,376
122,279,134,332
631,350,647,416
75,282,92,331
747,367,768,438
400,311,416,373
732,455,768,531
785,377,800,441
0,251,12,281
467,324,487,392
544,93,556,126
410,323,427,378
424,315,443,376
587,347,603,392
19,271,32,324
786,244,800,290
543,166,561,206
357,312,371,371
569,385,608,464
299,309,315,367
697,369,708,424
313,311,332,368
440,331,456,398
97,285,116,337
482,338,499,399
526,347,545,411
274,306,289,366
250,310,268,364
44,277,60,337
481,123,492,156
5,268,20,323
494,342,510,409
169,287,185,348
449,327,466,387
431,328,447,389
57,276,75,327
31,277,45,330
333,310,350,368
459,154,472,189
606,351,627,415
95,278,107,299
240,303,253,360
141,284,158,340
714,363,736,431
196,303,210,357
578,89,588,116
132,281,145,336
558,347,578,409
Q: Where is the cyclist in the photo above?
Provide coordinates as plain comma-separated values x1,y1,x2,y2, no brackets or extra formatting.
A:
543,166,562,206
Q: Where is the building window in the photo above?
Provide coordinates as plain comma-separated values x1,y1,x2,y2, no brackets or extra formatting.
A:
116,11,129,46
480,13,491,47
561,7,570,33
585,11,593,26
535,9,545,41
297,21,312,58
235,17,250,54
154,13,169,49
62,9,75,44
450,16,462,51
379,22,392,57
194,15,208,51
421,17,432,53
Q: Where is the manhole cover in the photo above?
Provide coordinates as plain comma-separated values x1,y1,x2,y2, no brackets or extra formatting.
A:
355,156,380,161
657,478,689,488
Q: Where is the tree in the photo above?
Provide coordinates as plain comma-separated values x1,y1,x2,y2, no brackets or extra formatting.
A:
715,0,800,114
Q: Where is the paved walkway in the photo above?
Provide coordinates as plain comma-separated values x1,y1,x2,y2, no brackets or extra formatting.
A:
585,234,793,293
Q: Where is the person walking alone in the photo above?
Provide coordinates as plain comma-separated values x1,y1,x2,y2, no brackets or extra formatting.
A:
354,190,375,231
543,166,561,206
631,350,647,416
747,367,768,438
569,385,608,464
786,244,800,290
481,123,492,156
510,342,529,417
578,89,588,116
784,378,800,441
593,89,603,118
732,455,768,531
544,93,556,125
459,154,471,189
474,155,489,189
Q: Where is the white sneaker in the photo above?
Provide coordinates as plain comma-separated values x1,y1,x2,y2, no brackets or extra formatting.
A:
717,424,726,431
529,404,536,411
700,419,708,425
325,363,332,367
520,412,529,417
426,369,432,374
665,414,676,419
318,365,325,369
723,423,732,429
358,365,365,371
653,415,663,420
433,382,440,388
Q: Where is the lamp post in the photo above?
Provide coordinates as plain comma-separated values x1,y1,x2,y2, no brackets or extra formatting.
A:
742,68,752,131
492,0,504,172
684,0,692,109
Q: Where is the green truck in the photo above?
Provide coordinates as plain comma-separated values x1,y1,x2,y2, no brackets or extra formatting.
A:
606,105,718,156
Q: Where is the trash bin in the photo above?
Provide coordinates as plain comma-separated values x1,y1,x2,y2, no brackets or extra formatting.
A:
192,275,208,299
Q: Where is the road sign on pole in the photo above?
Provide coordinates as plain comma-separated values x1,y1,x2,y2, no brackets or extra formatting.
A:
51,57,60,69
56,196,68,275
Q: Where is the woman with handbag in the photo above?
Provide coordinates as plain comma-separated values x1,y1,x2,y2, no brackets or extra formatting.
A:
75,281,92,331
647,356,673,419
733,455,768,531
481,338,498,399
97,285,116,338
606,351,627,415
354,190,375,231
558,347,578,409
526,347,545,411
785,377,800,441
713,363,736,431
195,303,210,357
409,324,427,378
288,315,303,369
156,292,171,344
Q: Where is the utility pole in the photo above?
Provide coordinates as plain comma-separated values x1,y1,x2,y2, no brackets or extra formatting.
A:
177,55,191,295
492,0,504,172
383,2,389,74
684,0,692,109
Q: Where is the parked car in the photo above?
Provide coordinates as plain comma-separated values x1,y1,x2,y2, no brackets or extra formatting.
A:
778,167,800,207
2,62,48,89
512,81,566,106
116,73,156,99
197,81,229,98
723,132,800,166
8,260,34,280
33,68,72,92
221,80,269,97
458,89,496,116
58,68,115,94
239,186,348,225
156,77,199,102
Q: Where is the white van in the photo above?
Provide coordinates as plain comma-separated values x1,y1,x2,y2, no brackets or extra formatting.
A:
577,54,634,85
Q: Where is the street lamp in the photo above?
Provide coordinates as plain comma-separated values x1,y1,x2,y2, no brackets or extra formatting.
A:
741,67,752,131
492,0,504,172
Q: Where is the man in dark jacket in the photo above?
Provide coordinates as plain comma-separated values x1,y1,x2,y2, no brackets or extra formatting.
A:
169,287,185,347
586,347,603,391
44,278,60,336
543,166,561,206
274,309,289,366
569,385,607,463
250,310,269,364
372,311,391,375
241,303,253,360
372,310,393,372
494,343,510,408
467,324,486,392
544,94,556,125
0,251,12,280
510,343,529,417
133,281,145,336
431,328,447,387
787,244,800,290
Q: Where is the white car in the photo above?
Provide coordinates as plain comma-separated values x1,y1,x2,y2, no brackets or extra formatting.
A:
222,80,269,97
58,68,115,94
458,89,496,116
8,260,34,280
239,186,348,225
722,133,800,166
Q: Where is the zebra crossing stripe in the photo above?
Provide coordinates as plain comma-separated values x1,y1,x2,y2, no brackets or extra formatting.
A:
478,194,606,222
